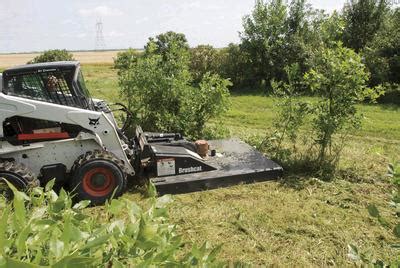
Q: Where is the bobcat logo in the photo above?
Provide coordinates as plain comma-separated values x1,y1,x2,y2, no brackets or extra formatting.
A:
89,117,100,128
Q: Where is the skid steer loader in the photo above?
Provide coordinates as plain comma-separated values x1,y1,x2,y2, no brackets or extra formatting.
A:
0,61,282,205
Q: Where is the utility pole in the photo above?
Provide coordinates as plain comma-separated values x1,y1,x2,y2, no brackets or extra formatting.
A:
95,19,106,51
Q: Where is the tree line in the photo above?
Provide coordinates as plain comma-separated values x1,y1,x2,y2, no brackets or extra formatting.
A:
185,0,398,103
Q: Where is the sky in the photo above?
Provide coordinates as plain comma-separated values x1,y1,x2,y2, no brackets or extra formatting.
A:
0,0,348,53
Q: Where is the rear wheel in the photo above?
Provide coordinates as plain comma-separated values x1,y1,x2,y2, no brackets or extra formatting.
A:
71,150,127,205
0,161,39,199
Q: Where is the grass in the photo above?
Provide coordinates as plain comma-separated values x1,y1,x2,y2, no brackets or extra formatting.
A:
224,94,400,141
2,63,399,265
80,64,400,265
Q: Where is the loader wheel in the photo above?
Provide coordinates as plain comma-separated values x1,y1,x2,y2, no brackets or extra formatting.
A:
71,150,127,205
0,161,39,199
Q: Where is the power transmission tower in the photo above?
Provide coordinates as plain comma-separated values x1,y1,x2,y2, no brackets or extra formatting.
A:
95,19,106,50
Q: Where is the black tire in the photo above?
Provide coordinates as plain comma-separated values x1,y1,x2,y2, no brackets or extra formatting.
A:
0,161,39,199
70,150,127,205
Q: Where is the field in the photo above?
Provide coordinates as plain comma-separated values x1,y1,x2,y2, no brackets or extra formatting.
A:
1,60,399,265
80,64,400,265
0,50,121,68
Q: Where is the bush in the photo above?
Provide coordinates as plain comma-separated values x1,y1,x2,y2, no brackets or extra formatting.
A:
218,44,254,91
189,45,220,84
189,43,254,91
116,32,231,139
376,83,400,105
0,181,222,266
28,49,75,64
113,48,142,73
182,73,231,137
266,64,310,164
303,43,381,168
267,44,382,177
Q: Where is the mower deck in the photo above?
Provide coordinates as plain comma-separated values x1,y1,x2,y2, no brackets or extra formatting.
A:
151,139,283,195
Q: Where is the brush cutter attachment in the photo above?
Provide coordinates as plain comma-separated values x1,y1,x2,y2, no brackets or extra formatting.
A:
134,127,283,195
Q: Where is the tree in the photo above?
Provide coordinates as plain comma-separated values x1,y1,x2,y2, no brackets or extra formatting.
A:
189,45,220,84
240,0,317,91
342,0,388,52
145,31,190,66
241,0,289,89
117,32,231,138
304,43,381,165
318,11,346,47
28,49,75,64
113,48,142,74
219,43,253,90
268,44,382,176
364,8,400,86
360,8,400,104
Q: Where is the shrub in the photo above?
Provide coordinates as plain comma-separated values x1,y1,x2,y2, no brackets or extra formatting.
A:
116,32,231,139
218,44,254,91
28,49,75,64
376,83,400,105
182,73,231,138
266,64,310,164
304,43,381,169
0,181,222,266
189,45,220,84
267,44,382,177
113,48,142,73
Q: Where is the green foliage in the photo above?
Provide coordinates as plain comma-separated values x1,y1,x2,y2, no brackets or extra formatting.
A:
304,43,381,167
0,181,222,267
218,44,253,90
240,0,318,91
240,0,289,89
265,64,310,163
113,48,141,73
189,45,220,84
364,8,400,88
266,44,381,176
376,83,400,105
116,32,231,138
181,1,399,96
342,0,388,52
28,49,75,64
145,31,190,62
182,73,231,138
317,11,346,48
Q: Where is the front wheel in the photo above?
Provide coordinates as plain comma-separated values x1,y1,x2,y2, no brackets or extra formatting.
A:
71,151,127,205
0,161,39,199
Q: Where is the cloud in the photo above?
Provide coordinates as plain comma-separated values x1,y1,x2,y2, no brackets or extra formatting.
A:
78,6,123,17
135,17,149,24
104,31,124,38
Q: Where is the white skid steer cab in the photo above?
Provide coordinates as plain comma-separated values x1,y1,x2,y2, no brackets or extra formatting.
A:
0,61,282,205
